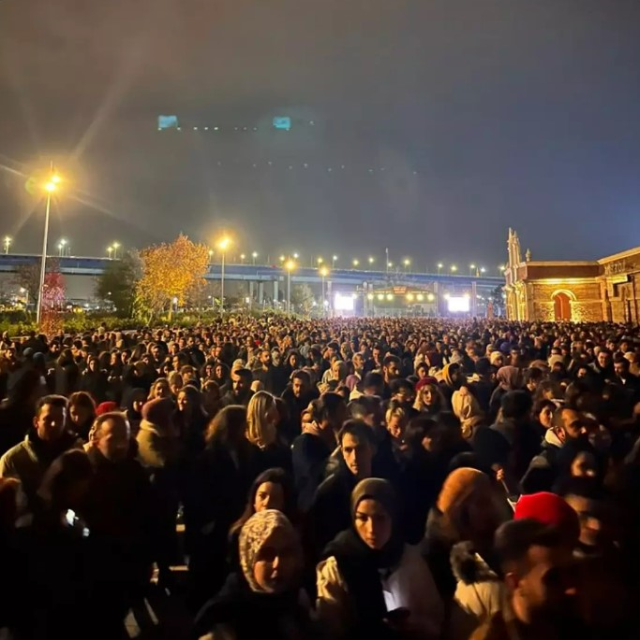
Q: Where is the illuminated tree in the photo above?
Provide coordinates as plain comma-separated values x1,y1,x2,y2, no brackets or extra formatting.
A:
40,261,66,336
137,234,210,318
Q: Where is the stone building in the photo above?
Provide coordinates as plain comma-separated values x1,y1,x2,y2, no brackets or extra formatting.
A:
504,229,640,323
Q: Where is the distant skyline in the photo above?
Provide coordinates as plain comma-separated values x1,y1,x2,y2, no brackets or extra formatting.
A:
2,0,640,264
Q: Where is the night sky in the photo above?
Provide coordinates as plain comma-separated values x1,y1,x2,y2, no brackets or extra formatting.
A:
1,0,640,267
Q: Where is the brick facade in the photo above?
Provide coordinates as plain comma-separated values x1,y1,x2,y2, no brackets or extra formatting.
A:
504,230,640,323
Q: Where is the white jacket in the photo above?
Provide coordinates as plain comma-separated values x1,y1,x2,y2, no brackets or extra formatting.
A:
316,543,444,640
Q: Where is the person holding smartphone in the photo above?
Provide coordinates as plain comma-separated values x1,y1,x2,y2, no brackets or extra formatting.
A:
316,478,443,640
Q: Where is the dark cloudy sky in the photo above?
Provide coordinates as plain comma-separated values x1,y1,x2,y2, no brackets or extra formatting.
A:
1,0,640,269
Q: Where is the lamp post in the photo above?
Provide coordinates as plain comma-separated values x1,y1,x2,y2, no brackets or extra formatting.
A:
319,266,329,317
469,263,476,276
352,259,359,268
403,258,411,272
437,262,443,275
58,239,67,257
36,170,61,325
368,256,375,267
3,236,11,255
332,255,338,268
252,251,258,265
107,246,114,259
285,259,295,313
112,242,120,260
450,265,458,274
218,237,231,312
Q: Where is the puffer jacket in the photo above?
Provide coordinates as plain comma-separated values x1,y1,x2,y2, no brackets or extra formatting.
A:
449,541,504,640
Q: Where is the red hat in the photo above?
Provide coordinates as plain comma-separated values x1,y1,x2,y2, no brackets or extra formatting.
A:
95,401,119,416
415,377,438,392
514,492,580,542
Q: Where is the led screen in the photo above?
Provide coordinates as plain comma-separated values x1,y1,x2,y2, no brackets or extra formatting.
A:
334,293,355,312
447,296,470,313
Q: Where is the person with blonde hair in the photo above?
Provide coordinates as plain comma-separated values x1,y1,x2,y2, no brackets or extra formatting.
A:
247,391,292,472
246,391,278,450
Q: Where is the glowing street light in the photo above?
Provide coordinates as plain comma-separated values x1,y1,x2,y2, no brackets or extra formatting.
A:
252,251,258,265
208,249,214,263
217,236,232,312
368,256,375,266
3,236,11,254
293,252,299,260
279,255,286,263
107,246,114,259
450,265,458,273
499,264,506,273
332,255,338,267
352,259,360,268
437,262,443,274
285,259,296,313
469,263,476,275
112,242,120,260
240,253,246,264
387,261,393,269
480,267,486,274
37,169,63,325
317,256,324,265
403,258,411,272
58,238,68,257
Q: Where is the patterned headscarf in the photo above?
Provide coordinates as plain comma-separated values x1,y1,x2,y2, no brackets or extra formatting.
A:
239,509,299,592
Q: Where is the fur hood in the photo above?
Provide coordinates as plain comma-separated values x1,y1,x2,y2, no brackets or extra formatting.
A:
450,541,498,586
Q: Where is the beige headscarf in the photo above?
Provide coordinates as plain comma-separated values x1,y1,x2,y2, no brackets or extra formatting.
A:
239,510,300,592
451,387,484,438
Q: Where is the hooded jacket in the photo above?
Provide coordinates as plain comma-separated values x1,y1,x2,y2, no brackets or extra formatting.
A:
449,541,504,640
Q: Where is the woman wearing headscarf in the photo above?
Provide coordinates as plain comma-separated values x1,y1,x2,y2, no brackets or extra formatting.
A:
193,510,315,640
422,468,507,640
317,478,443,640
173,385,209,456
450,386,485,440
488,365,521,422
413,380,446,418
123,387,146,437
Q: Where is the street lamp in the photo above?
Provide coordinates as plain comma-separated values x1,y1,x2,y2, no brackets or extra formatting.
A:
437,262,443,274
352,259,359,268
450,264,458,273
240,253,246,264
107,246,114,259
332,255,338,268
293,252,299,260
387,261,393,269
480,267,486,274
252,251,258,265
3,236,11,255
37,169,62,325
112,242,120,259
368,256,375,266
317,256,324,266
279,255,286,263
58,238,67,257
469,263,476,275
285,259,296,313
403,258,411,271
319,266,329,317
218,236,231,312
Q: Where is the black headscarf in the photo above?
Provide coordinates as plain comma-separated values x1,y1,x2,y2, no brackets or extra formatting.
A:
322,478,405,639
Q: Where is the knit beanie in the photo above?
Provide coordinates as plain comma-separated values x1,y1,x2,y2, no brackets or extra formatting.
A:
141,397,174,432
514,492,580,542
96,401,119,416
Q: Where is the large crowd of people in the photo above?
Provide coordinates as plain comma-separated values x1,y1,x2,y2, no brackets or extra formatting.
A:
0,315,639,639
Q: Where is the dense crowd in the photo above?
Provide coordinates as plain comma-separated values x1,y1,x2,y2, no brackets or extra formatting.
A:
1,316,640,640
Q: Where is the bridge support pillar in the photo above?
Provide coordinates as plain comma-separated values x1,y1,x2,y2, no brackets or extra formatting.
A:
273,280,279,305
258,282,264,306
248,281,254,309
471,281,478,317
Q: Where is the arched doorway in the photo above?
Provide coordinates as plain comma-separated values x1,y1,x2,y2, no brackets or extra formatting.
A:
553,292,572,321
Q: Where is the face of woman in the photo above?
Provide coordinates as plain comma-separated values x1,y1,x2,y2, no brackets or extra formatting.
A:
177,391,190,412
539,406,554,429
422,388,434,406
133,398,145,413
253,528,300,594
69,404,91,426
88,359,98,372
254,482,285,513
170,379,183,396
354,499,393,550
205,365,213,378
215,365,224,379
571,451,598,478
154,382,169,399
